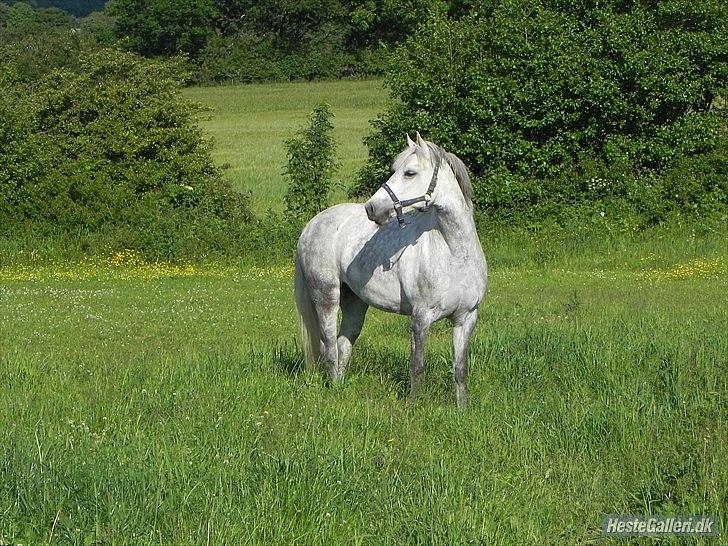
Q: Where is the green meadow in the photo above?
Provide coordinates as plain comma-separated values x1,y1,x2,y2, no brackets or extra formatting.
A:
1,80,727,545
184,80,388,212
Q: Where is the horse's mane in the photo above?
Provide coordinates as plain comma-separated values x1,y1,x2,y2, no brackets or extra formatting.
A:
391,140,473,208
428,142,473,208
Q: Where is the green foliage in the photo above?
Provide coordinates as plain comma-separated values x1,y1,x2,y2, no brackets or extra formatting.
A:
3,2,37,32
346,0,446,49
109,0,218,57
0,1,119,83
0,49,253,260
105,0,445,82
244,0,346,51
355,0,728,226
0,28,83,82
194,34,285,83
284,103,339,220
79,11,118,46
3,0,108,17
194,34,390,83
193,33,379,83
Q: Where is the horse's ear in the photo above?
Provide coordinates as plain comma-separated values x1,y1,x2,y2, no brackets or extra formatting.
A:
406,134,416,148
415,132,426,148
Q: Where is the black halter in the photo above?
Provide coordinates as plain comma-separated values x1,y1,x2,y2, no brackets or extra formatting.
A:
381,154,441,228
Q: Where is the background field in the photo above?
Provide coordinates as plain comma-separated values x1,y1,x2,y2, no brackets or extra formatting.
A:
1,80,726,545
184,80,388,212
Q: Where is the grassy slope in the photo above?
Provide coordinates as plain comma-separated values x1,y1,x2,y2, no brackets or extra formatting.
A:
184,80,388,213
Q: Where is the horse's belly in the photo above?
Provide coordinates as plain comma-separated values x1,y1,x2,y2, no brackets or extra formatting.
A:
351,274,412,314
340,221,445,316
346,256,483,319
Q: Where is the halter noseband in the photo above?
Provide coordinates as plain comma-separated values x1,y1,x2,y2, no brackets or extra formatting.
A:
380,153,440,228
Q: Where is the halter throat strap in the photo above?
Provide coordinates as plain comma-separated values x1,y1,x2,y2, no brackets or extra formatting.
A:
381,154,440,228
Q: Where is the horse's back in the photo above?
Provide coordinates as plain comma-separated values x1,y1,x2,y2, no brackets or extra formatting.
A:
296,203,368,284
298,203,365,251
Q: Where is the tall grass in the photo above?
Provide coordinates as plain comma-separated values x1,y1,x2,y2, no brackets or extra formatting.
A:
0,234,726,544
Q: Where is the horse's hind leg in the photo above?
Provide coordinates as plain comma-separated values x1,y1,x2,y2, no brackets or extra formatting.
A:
452,309,478,409
336,285,369,379
312,285,342,381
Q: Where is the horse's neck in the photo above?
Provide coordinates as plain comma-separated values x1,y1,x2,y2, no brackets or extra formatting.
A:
433,194,479,259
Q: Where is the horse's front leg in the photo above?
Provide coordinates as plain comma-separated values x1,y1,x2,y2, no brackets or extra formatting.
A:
452,309,478,408
409,313,433,399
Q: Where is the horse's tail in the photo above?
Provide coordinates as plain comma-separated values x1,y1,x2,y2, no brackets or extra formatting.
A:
294,257,320,370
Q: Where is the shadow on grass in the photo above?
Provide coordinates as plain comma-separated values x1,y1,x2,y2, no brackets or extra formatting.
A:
268,340,457,402
350,342,458,401
351,343,409,393
267,340,407,394
271,342,305,376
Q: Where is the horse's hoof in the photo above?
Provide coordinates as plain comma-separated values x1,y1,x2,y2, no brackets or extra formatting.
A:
455,390,469,409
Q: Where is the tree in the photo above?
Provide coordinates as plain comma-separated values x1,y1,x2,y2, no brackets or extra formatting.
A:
3,2,37,35
354,0,727,219
0,2,83,82
28,0,107,18
284,103,339,220
0,49,252,258
109,0,219,57
343,0,445,49
247,0,345,50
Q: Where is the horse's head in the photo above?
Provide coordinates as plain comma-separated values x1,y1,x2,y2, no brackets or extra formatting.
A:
364,133,471,227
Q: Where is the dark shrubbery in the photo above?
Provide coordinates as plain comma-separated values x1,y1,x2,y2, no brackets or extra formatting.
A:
191,30,392,84
0,49,253,260
0,2,118,82
193,34,385,84
106,0,437,83
0,2,81,82
355,0,728,227
109,0,217,58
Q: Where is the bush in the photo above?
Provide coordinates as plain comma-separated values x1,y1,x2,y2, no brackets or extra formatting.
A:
283,103,339,221
109,0,217,57
0,2,122,83
0,48,253,260
354,0,728,226
0,2,83,83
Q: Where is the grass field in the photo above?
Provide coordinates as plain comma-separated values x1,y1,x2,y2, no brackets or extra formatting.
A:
1,80,727,544
1,233,726,544
184,80,388,212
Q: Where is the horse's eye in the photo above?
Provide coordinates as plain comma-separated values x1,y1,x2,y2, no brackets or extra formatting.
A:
404,170,417,178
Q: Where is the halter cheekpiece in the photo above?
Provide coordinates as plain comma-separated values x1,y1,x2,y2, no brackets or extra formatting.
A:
380,152,441,228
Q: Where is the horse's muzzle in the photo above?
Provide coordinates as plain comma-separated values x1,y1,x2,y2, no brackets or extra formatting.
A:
364,194,393,226
364,201,375,222
365,201,389,225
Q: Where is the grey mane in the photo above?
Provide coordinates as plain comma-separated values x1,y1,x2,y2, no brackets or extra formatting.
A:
427,143,473,207
389,140,473,207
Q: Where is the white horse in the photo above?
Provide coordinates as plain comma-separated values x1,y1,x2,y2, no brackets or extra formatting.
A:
294,134,487,407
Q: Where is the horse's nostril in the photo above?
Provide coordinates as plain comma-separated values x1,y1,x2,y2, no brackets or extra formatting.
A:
364,202,375,221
